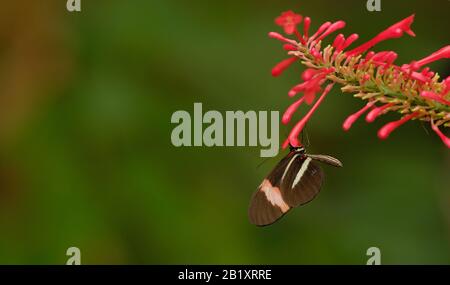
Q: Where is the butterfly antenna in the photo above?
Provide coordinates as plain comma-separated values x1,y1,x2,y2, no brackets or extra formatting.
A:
420,121,430,136
301,129,304,146
257,157,273,169
304,126,311,148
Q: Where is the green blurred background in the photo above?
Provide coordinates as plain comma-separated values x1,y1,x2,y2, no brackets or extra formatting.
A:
0,0,449,264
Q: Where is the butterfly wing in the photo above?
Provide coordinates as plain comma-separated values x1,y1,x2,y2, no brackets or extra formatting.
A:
248,151,339,226
248,153,295,226
280,156,324,208
305,154,343,167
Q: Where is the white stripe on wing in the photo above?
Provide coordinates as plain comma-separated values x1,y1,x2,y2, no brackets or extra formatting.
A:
292,157,312,189
281,154,299,182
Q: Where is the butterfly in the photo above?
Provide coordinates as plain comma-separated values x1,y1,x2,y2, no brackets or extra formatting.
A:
248,145,343,226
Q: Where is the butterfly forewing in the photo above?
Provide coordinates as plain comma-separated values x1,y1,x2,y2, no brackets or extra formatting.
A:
280,156,324,207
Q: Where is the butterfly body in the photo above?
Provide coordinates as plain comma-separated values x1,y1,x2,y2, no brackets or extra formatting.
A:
248,146,342,226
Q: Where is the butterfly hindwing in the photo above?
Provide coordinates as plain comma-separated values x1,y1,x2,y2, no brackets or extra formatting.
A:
280,156,324,208
248,180,289,226
248,153,295,226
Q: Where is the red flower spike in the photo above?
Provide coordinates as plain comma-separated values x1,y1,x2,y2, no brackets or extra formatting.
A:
282,97,305,125
316,21,346,42
421,91,450,106
343,101,375,131
269,11,449,148
431,122,450,148
268,32,298,45
366,103,394,123
272,57,298,77
346,15,416,57
377,112,419,140
284,83,335,148
303,17,311,39
275,11,303,35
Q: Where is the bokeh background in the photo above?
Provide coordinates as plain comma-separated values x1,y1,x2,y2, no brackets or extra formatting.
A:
0,0,449,264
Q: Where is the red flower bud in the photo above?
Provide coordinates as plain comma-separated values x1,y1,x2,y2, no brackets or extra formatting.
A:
378,112,419,139
268,32,297,45
303,17,311,39
346,15,415,57
271,57,298,77
283,44,298,51
341,34,359,51
366,103,394,123
282,97,305,125
316,21,346,42
431,122,450,148
410,45,450,69
309,22,331,42
332,34,345,50
343,102,375,131
421,91,450,106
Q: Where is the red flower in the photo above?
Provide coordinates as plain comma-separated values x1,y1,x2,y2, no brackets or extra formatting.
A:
283,83,335,148
346,15,416,57
275,11,303,35
268,11,449,149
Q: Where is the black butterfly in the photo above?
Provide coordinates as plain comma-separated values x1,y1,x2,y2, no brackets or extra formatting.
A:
248,145,343,226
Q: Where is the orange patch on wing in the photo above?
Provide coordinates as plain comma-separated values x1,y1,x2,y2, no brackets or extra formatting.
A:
260,179,290,213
